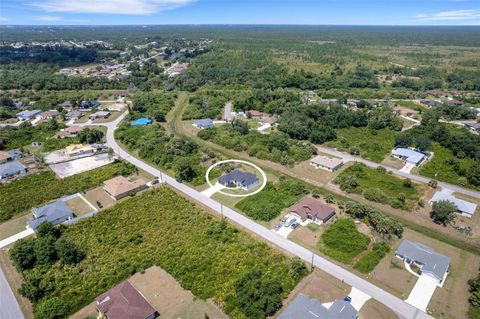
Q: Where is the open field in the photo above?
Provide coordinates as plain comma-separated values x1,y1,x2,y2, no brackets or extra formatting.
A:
0,212,30,241
49,153,114,178
327,127,398,163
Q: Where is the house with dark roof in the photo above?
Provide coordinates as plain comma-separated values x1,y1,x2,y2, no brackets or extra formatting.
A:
245,110,265,119
27,200,74,230
8,149,23,161
289,197,336,225
0,161,27,180
218,169,259,190
16,110,41,121
194,118,214,129
395,240,450,285
96,280,157,319
278,294,358,319
464,122,480,133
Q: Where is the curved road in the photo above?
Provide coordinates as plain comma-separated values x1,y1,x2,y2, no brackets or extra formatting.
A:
100,112,432,319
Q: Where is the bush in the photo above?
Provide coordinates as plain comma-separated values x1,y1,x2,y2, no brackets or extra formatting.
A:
10,239,36,271
34,297,70,319
354,242,390,273
321,219,370,264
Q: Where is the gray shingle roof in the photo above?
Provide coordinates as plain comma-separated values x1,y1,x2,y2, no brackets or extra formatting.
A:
218,169,259,188
195,118,214,128
278,295,358,319
396,240,450,282
28,201,74,230
391,147,426,165
0,161,27,177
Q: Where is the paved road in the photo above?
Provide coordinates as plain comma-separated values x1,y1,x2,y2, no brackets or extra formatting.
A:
0,266,25,319
317,146,480,199
103,112,432,319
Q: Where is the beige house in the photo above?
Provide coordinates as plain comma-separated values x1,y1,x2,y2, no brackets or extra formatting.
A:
310,155,344,172
57,126,84,138
65,144,96,158
103,176,148,200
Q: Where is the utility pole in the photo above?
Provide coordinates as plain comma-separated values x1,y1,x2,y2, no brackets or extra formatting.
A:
221,203,224,220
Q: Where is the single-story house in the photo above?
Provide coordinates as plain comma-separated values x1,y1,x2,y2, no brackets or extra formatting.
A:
428,192,477,218
0,161,27,180
289,197,336,225
58,126,84,138
245,110,265,119
426,89,449,98
442,99,463,106
0,151,12,164
260,116,278,126
39,110,59,119
12,102,23,109
391,147,427,166
419,99,439,108
278,294,358,319
131,117,152,126
103,176,148,200
194,118,214,129
115,91,129,98
66,110,83,120
89,111,110,120
218,169,259,190
27,200,74,230
310,155,344,172
80,100,100,110
394,107,417,117
16,109,41,121
59,101,73,109
464,122,480,133
395,240,450,285
65,144,96,158
96,280,157,319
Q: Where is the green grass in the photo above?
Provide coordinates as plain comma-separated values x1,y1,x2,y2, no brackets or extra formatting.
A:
235,178,308,221
468,307,480,319
327,127,398,163
320,218,370,264
335,162,423,210
353,242,390,273
419,142,479,191
21,188,304,319
0,161,136,223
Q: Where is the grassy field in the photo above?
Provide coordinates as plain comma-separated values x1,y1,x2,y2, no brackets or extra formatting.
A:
419,142,479,191
0,161,135,223
319,218,370,264
18,188,305,319
327,127,398,163
335,162,424,210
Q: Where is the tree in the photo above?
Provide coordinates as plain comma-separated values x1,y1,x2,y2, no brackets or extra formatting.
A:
55,238,85,265
35,236,57,265
19,272,45,302
395,134,412,147
431,200,457,225
466,162,480,187
36,222,62,240
10,238,36,271
174,158,198,182
289,257,308,280
403,178,413,188
78,128,104,144
415,136,432,151
468,271,480,309
34,296,70,319
153,111,165,122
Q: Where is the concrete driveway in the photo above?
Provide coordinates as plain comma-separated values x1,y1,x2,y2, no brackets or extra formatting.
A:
405,275,438,312
348,287,372,311
0,229,34,249
201,182,225,198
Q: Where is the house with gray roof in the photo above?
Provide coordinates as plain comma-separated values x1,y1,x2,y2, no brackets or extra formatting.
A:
310,155,344,172
428,191,477,218
218,169,259,190
66,110,83,120
27,200,74,231
395,240,450,285
16,109,41,121
278,294,358,319
391,147,428,166
194,118,214,129
0,161,27,180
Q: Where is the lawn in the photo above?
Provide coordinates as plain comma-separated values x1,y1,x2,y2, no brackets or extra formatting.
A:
353,242,390,274
335,162,424,210
235,178,308,221
327,127,398,163
419,142,479,191
320,218,370,264
17,188,306,319
0,161,136,223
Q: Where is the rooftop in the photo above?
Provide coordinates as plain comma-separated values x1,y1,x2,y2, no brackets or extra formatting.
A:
428,192,477,217
195,118,214,127
290,197,336,221
96,280,156,319
0,161,27,177
278,294,357,319
103,176,147,198
29,200,74,230
218,169,259,187
0,151,11,161
391,147,426,165
310,155,343,169
396,240,450,282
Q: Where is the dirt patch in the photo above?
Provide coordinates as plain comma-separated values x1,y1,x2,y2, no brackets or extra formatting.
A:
83,187,116,211
0,249,33,318
356,222,372,237
370,253,416,299
381,156,407,170
360,299,399,319
292,161,337,186
65,197,94,217
0,212,30,241
290,224,324,250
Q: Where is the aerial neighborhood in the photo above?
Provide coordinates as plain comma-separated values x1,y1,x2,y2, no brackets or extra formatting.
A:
0,18,479,319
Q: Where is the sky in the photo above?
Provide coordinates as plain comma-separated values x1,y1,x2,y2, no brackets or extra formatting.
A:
0,0,479,26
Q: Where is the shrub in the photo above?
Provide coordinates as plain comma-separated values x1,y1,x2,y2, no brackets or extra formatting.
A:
10,239,36,271
354,242,390,273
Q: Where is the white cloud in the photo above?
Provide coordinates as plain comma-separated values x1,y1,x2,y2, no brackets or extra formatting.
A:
413,9,480,21
0,17,10,22
31,0,196,15
36,15,62,21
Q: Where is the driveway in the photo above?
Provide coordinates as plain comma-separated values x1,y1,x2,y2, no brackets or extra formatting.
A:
0,229,34,249
201,182,225,198
348,287,372,311
405,275,438,312
272,224,295,238
400,163,415,174
257,123,271,132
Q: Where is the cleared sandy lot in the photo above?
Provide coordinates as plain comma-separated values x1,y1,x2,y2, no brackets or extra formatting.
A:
50,153,114,178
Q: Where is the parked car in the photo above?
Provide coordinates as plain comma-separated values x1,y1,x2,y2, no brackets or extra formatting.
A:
175,178,183,183
284,217,296,227
146,178,160,187
291,222,300,229
274,223,282,231
280,216,287,223
344,296,352,303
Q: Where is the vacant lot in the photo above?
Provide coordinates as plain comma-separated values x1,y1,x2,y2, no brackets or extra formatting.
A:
327,127,398,163
49,153,114,178
18,188,305,318
335,162,425,211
